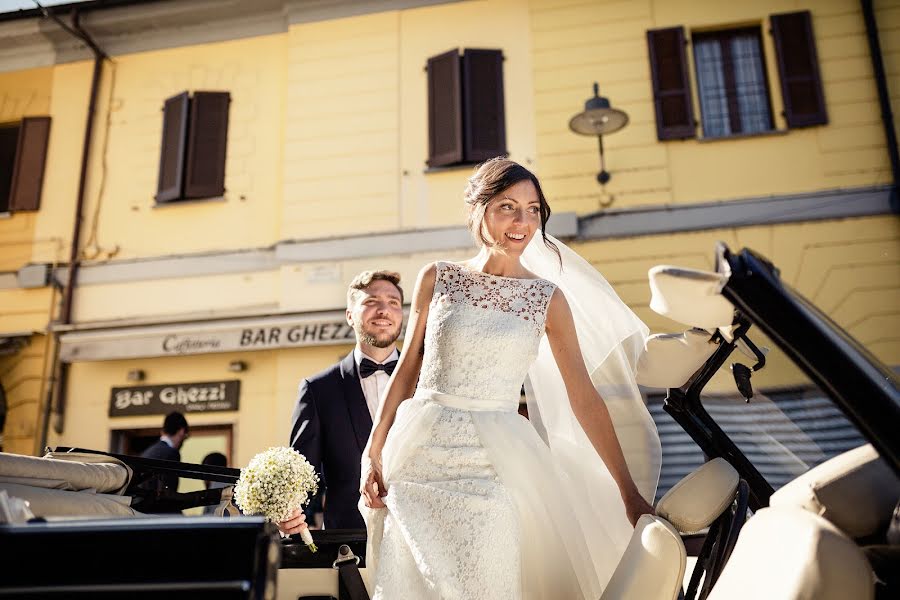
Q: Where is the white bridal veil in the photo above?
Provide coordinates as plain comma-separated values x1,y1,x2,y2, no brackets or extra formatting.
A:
521,230,663,562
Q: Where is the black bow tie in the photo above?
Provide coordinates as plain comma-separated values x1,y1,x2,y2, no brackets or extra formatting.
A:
359,358,397,378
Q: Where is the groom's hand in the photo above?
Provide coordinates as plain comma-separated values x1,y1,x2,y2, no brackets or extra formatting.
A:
361,463,387,509
277,508,308,536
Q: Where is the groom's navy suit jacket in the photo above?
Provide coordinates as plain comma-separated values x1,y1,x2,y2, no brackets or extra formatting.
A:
290,351,371,529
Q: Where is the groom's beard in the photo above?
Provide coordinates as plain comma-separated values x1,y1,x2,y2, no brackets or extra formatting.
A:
355,322,401,348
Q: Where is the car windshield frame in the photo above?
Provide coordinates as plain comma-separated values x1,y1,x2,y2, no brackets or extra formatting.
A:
660,244,899,510
719,245,900,475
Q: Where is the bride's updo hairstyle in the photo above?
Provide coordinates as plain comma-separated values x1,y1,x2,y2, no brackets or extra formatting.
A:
464,157,560,262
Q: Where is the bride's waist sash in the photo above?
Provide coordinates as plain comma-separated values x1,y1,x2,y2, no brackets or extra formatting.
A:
413,388,518,413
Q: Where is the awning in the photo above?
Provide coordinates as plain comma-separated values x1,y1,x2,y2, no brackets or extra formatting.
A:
58,311,362,362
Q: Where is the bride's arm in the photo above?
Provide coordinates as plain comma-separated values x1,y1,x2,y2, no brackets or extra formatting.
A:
544,288,654,525
360,262,436,508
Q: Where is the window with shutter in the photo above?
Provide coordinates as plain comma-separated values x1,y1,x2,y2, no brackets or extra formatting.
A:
184,91,230,199
156,92,189,203
426,47,506,168
9,116,51,212
462,49,506,163
647,27,696,140
770,11,827,128
427,49,463,168
155,90,230,203
693,27,774,138
0,124,19,213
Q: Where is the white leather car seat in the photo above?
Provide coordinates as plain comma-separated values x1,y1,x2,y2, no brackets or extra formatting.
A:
769,443,900,541
707,507,874,600
601,457,739,600
635,329,719,389
647,265,733,331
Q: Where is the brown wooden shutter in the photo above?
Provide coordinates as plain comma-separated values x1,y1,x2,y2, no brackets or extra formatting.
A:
770,11,827,128
426,49,463,167
9,116,51,212
156,92,189,203
0,125,19,212
184,91,230,199
462,49,506,162
647,27,696,140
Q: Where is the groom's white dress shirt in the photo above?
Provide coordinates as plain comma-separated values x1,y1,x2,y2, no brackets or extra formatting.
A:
354,346,399,419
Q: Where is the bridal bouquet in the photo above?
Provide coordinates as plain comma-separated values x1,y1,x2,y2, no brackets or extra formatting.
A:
234,446,320,552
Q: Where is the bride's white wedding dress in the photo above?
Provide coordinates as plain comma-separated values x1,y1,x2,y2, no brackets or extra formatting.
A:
362,258,659,599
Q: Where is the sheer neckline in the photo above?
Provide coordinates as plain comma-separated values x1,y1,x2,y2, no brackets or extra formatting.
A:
448,261,542,283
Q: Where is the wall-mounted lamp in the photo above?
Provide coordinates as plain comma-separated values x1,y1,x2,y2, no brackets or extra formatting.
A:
228,360,248,373
568,83,629,185
126,369,145,382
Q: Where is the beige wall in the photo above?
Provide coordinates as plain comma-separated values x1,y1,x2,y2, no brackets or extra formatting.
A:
0,286,55,333
574,214,900,391
0,65,60,271
0,334,51,455
530,0,895,213
574,215,900,363
75,34,287,261
282,0,538,239
878,0,900,153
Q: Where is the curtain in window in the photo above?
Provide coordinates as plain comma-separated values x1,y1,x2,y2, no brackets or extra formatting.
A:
694,38,731,137
732,33,771,134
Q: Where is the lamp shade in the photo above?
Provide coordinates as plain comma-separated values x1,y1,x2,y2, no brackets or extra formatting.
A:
568,83,629,136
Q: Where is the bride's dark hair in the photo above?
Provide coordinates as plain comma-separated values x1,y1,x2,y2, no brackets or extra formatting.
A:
464,157,560,262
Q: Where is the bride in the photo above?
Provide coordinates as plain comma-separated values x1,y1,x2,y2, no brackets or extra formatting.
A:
285,158,661,599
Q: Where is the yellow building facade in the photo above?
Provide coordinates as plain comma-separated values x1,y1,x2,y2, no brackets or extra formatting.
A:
0,0,897,479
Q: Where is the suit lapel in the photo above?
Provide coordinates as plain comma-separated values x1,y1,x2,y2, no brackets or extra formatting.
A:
340,351,372,452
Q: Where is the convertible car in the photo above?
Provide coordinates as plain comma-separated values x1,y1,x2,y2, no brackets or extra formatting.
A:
1,242,898,600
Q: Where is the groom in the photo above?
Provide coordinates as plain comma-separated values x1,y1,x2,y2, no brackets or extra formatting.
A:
289,270,403,529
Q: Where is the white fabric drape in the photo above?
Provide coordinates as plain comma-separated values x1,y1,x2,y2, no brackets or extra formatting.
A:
521,232,662,547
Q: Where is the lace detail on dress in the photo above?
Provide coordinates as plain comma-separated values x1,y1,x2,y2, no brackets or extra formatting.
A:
416,261,557,405
376,408,521,600
435,261,557,328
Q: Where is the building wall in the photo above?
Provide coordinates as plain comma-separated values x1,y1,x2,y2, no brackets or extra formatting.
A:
46,344,353,466
0,334,51,455
282,0,538,239
575,214,900,392
877,0,899,152
530,0,894,213
75,34,287,261
0,65,72,456
0,65,56,271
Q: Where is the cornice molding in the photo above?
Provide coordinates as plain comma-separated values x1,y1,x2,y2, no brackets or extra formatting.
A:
2,187,894,293
0,0,459,72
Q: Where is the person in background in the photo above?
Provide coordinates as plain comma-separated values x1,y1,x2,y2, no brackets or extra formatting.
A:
201,451,229,515
140,410,189,495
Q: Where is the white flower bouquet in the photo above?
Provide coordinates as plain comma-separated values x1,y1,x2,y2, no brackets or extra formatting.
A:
234,446,320,552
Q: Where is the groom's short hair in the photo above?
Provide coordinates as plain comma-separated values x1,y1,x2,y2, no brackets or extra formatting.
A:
347,270,403,309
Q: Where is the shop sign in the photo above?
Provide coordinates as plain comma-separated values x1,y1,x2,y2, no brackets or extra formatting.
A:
110,380,240,417
59,312,375,362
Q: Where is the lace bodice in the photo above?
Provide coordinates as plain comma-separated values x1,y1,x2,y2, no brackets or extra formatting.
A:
416,261,557,406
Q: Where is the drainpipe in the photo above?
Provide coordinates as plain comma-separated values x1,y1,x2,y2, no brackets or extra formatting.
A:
861,0,900,213
38,6,109,450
